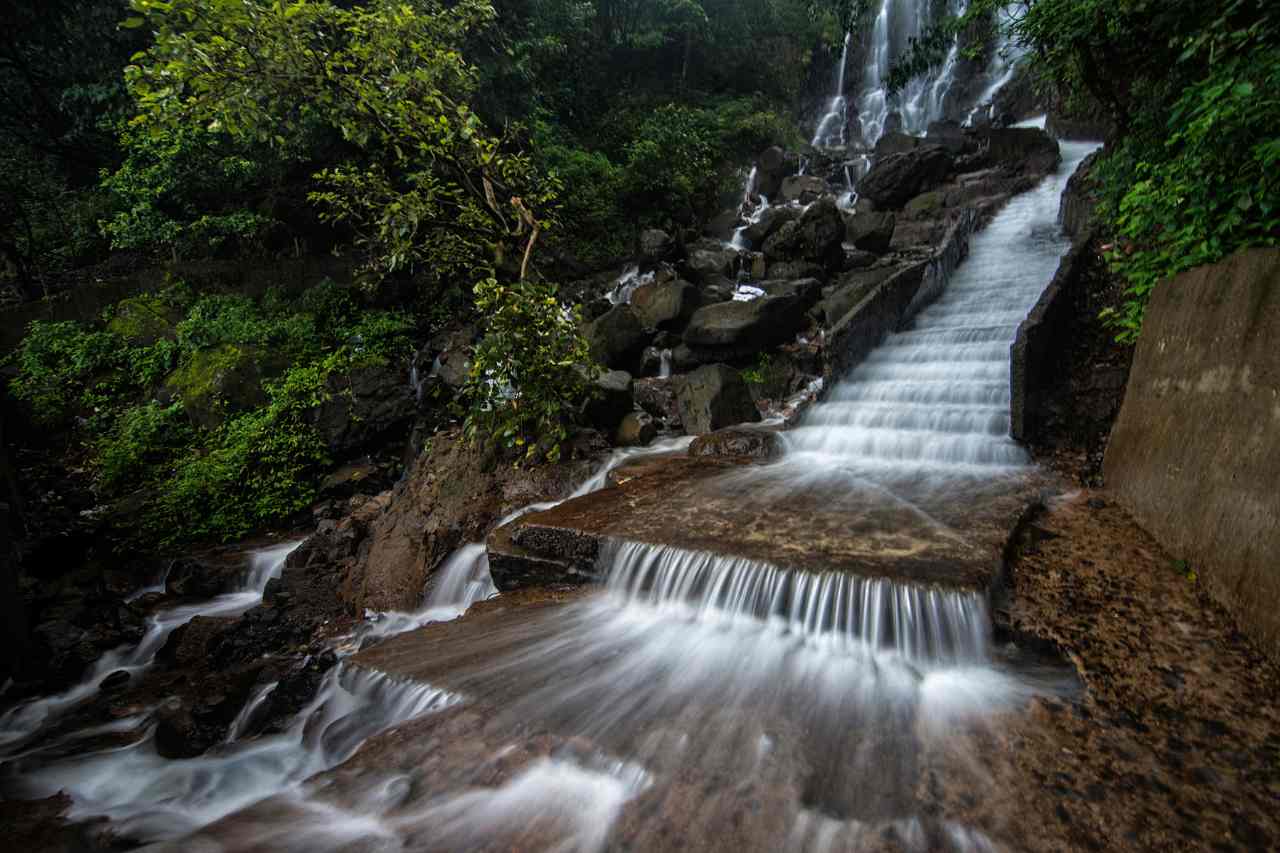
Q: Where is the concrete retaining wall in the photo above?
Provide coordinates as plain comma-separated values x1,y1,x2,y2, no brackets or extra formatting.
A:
825,208,977,384
1104,248,1280,659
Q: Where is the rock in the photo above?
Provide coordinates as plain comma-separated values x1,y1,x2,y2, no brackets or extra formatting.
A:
583,369,634,432
308,362,415,453
639,229,677,264
631,279,698,331
320,463,381,498
779,175,829,204
904,190,946,219
685,246,737,284
873,132,924,157
843,210,896,254
633,377,682,429
767,260,828,281
759,277,823,305
424,327,475,389
675,365,761,434
683,295,809,350
585,304,650,371
167,557,237,599
688,427,782,460
99,669,131,691
859,145,953,210
762,197,846,270
704,208,741,242
821,268,898,326
615,412,657,447
162,344,274,430
924,120,971,153
980,127,1060,175
333,430,598,612
843,249,879,270
747,252,767,280
742,204,801,246
756,145,788,198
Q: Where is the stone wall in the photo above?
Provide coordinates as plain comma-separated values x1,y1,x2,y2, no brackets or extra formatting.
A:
825,208,977,384
1104,248,1280,659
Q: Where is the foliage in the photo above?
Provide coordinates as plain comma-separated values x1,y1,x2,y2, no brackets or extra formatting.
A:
124,0,556,284
463,277,596,463
889,0,1280,341
7,280,413,545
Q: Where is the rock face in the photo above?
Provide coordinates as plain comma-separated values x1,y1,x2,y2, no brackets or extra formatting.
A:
742,204,801,247
675,364,761,434
779,175,829,204
821,267,898,326
756,145,787,198
333,431,597,612
982,127,1060,175
630,279,698,331
859,145,953,210
1104,248,1280,661
683,294,809,351
1059,150,1102,240
308,362,415,453
586,304,649,371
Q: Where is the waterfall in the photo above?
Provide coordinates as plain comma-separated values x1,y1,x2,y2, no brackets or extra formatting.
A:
607,264,653,305
811,32,852,147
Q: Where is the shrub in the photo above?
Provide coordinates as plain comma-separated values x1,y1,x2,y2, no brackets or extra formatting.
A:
463,277,596,463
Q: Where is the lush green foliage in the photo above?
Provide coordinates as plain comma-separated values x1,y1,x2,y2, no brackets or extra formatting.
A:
463,277,596,463
891,0,1280,340
8,282,413,544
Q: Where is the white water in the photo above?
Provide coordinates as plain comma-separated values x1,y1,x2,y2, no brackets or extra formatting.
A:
0,541,300,750
607,264,654,305
784,137,1101,476
811,32,852,147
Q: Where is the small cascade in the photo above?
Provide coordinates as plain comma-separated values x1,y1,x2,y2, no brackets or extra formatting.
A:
224,680,279,743
729,165,769,251
0,541,301,750
607,264,654,305
658,349,672,379
602,540,991,664
811,32,852,148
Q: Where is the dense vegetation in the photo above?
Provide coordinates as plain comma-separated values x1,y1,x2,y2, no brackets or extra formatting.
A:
892,0,1279,340
1,0,850,543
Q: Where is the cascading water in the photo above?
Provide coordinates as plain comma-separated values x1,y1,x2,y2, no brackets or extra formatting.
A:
607,264,654,305
811,32,852,148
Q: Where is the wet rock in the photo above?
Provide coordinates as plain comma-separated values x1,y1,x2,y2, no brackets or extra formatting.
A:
675,364,761,434
704,208,741,242
762,198,846,271
583,369,634,433
859,145,953,210
585,304,650,371
639,228,677,264
874,131,924,157
631,279,698,332
904,190,946,219
779,175,829,204
980,127,1060,175
98,669,131,692
759,277,823,306
167,556,235,599
683,294,808,351
688,427,782,459
756,145,787,198
821,267,898,326
615,412,657,447
843,210,896,254
634,377,682,429
842,249,879,270
742,205,801,246
924,120,971,153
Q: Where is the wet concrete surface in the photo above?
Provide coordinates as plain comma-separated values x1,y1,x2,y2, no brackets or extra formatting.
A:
491,452,1048,593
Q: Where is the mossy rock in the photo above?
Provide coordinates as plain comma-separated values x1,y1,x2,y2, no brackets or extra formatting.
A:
904,190,946,219
163,344,270,429
107,295,179,344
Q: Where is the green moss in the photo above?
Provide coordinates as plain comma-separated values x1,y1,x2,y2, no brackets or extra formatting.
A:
105,294,177,343
164,344,263,428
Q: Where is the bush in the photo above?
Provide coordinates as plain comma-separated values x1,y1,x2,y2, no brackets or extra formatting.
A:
9,320,128,426
463,277,596,463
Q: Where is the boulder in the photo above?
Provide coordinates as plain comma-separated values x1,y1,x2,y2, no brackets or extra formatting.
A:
685,246,737,284
859,145,953,210
756,145,788,198
633,377,682,429
924,121,971,153
683,294,809,350
779,175,829,204
631,279,698,331
743,204,801,246
704,208,741,242
904,190,946,219
163,344,274,430
583,369,634,432
843,210,896,254
762,197,845,271
586,304,650,371
759,277,823,306
615,411,657,447
675,364,761,434
873,132,923,158
639,229,678,264
767,260,828,281
688,427,782,460
980,127,1060,174
843,249,879,270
